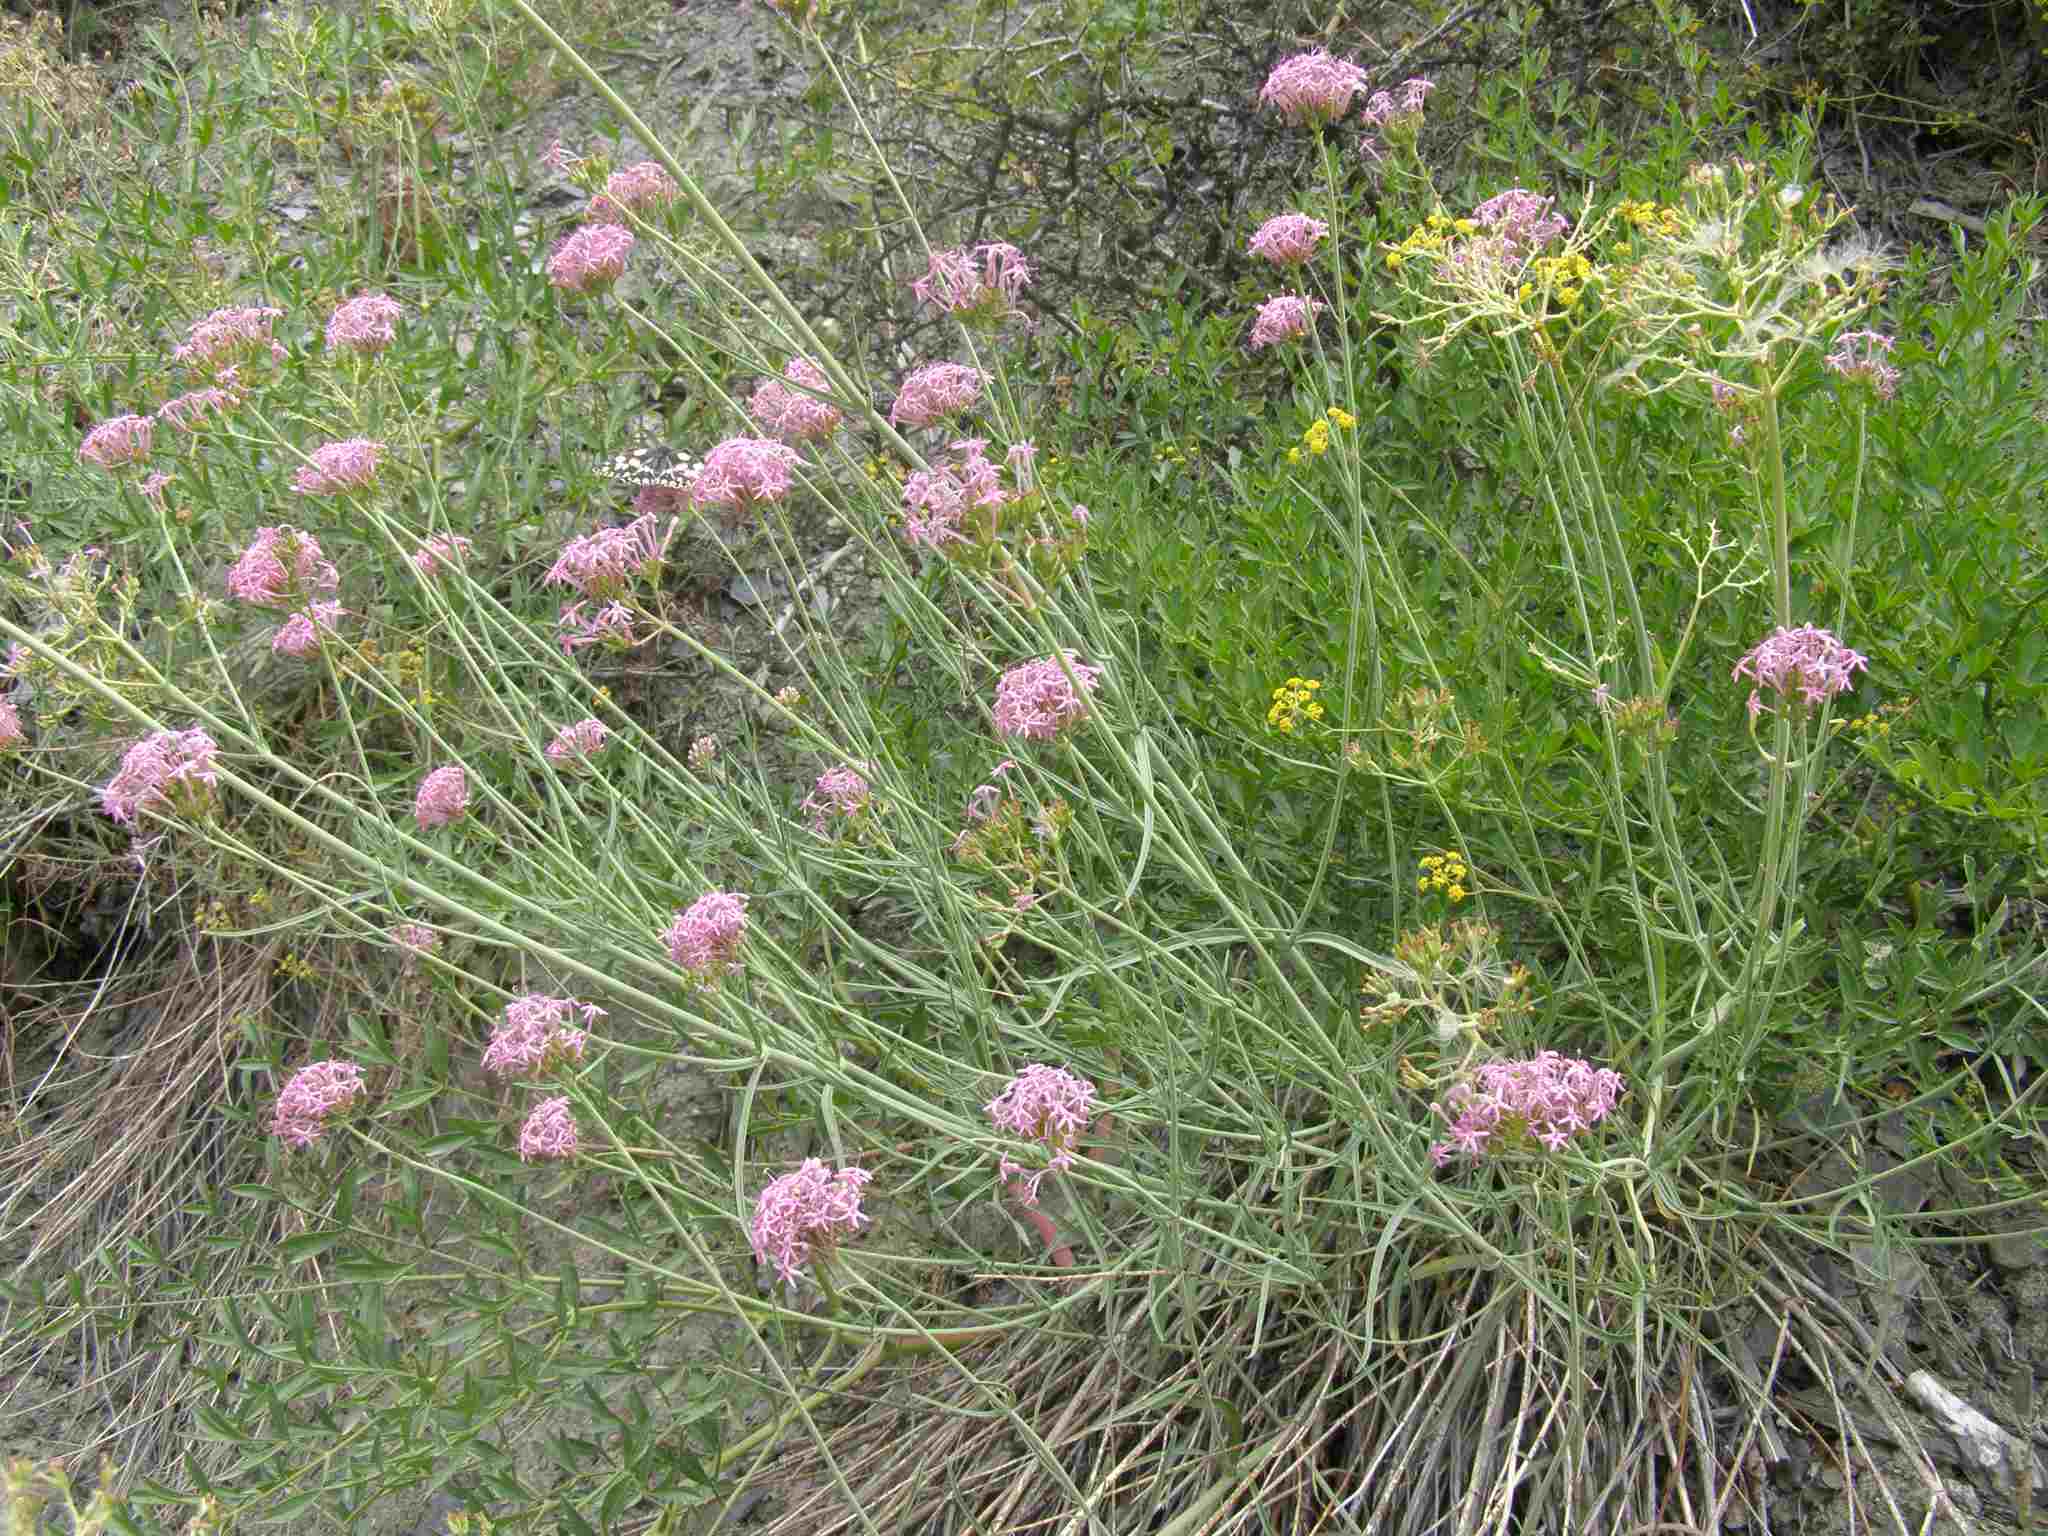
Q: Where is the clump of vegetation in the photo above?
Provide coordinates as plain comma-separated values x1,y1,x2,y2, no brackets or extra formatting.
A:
3,0,2046,1532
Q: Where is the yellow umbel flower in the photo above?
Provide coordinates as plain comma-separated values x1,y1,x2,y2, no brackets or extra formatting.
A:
1416,852,1472,902
1267,676,1326,733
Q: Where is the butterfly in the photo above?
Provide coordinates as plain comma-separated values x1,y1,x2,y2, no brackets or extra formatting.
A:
596,443,700,492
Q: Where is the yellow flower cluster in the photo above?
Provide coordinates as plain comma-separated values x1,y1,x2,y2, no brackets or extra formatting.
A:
1616,199,1684,237
1416,851,1470,903
1383,211,1476,270
1517,249,1596,311
1267,676,1325,733
1287,406,1357,463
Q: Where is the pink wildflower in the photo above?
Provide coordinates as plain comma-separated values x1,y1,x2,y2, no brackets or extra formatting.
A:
1247,214,1329,267
750,357,843,444
1359,75,1435,157
994,653,1102,741
414,764,469,830
1249,293,1324,349
901,437,1009,549
688,734,719,771
271,601,346,658
544,513,672,600
291,438,385,496
325,292,406,354
691,437,801,516
1258,50,1369,128
78,415,155,470
889,362,985,430
1822,330,1901,400
556,600,641,655
540,138,575,175
986,1064,1098,1206
140,472,174,506
518,1096,580,1162
156,385,242,433
548,224,635,293
226,526,340,608
911,242,1033,321
750,1159,873,1284
802,762,872,835
965,759,1016,822
101,729,220,825
1732,624,1869,720
1428,1051,1623,1167
1469,188,1569,267
172,305,286,377
545,717,611,766
484,994,602,1079
0,697,24,750
391,922,439,955
271,1060,368,1149
661,890,749,980
411,534,474,577
588,160,680,223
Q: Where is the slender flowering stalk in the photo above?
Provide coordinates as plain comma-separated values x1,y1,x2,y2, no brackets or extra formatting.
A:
1732,624,1868,721
292,439,385,496
325,293,406,354
662,891,749,979
1429,1052,1623,1167
102,729,220,825
985,1064,1098,1206
889,362,985,429
548,224,634,292
78,415,155,470
544,717,610,766
518,1096,579,1162
994,652,1103,741
1249,293,1324,349
414,764,469,830
1258,49,1368,128
1247,214,1329,267
271,1060,367,1148
750,1159,873,1285
483,994,602,1078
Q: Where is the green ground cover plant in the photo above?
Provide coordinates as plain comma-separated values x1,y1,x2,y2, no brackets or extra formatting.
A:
4,0,2047,1532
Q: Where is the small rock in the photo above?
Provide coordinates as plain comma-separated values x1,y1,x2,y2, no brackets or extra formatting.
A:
1983,1229,2048,1274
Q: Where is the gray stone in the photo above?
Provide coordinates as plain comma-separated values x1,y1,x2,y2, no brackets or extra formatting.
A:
1984,1230,2048,1274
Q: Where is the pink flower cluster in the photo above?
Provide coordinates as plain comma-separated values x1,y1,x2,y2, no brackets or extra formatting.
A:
994,653,1102,741
272,1059,367,1149
750,1158,873,1284
1429,1052,1624,1167
227,525,340,608
1732,624,1869,720
101,728,221,825
415,764,469,830
662,890,749,979
588,160,680,223
172,305,286,378
1822,330,1901,400
889,362,985,430
1249,293,1324,349
964,758,1016,824
272,601,346,658
1362,76,1434,130
901,437,1010,549
1467,188,1570,269
1258,49,1369,128
1247,213,1329,268
391,922,439,955
292,438,385,496
802,762,872,835
548,223,635,293
483,994,602,1079
985,1063,1098,1206
78,415,155,470
545,513,671,600
411,534,474,577
326,293,405,355
556,599,639,654
750,357,843,444
519,1096,579,1162
156,381,243,434
0,697,24,751
911,242,1032,321
692,437,800,516
545,716,610,766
